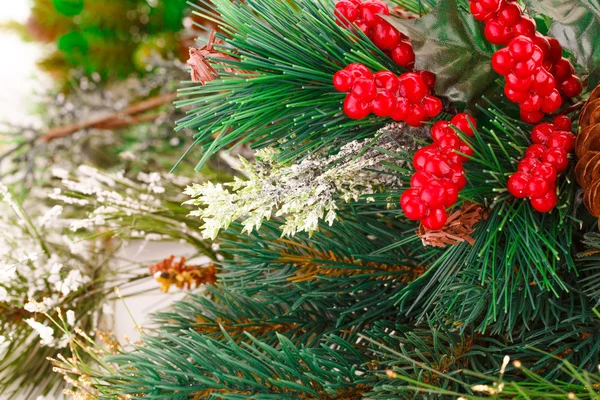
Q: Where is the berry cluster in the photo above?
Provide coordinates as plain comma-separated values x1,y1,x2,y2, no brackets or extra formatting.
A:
334,0,416,69
470,0,583,123
507,115,574,212
333,63,442,125
401,113,477,230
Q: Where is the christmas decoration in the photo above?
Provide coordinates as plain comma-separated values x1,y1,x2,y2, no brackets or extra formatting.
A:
576,85,600,222
401,113,476,229
334,63,442,124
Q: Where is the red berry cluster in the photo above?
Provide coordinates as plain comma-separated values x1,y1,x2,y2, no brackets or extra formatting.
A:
507,115,574,212
401,113,477,230
334,0,416,69
333,63,442,125
470,0,583,123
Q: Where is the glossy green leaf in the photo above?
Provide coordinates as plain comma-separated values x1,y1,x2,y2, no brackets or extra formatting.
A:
523,0,600,90
385,0,498,105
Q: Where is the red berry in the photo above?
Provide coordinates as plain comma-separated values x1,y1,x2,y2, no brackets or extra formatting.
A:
505,86,529,102
354,19,371,36
520,93,543,113
553,58,574,81
420,179,447,207
492,48,515,76
513,16,536,38
450,113,477,136
401,187,420,207
531,123,556,144
470,1,495,21
391,41,415,69
450,170,467,190
480,0,504,12
346,63,373,80
532,33,551,58
532,162,557,182
508,172,531,198
531,68,556,96
436,133,461,150
398,73,429,103
542,147,569,172
508,36,534,60
390,97,410,121
526,176,551,199
552,115,572,131
360,1,389,27
422,95,443,118
372,21,401,50
333,70,355,92
335,1,360,24
413,146,437,170
485,20,513,45
561,75,583,98
530,190,557,212
374,71,399,92
411,171,434,188
547,37,563,62
344,95,371,119
530,47,544,66
441,180,459,207
525,144,547,159
506,73,533,92
351,78,377,102
405,103,426,127
431,121,451,141
497,2,522,26
541,89,562,113
547,132,575,152
416,70,436,89
402,196,428,220
441,146,464,165
518,157,540,174
513,59,537,78
520,110,545,124
372,90,397,117
421,207,448,230
424,155,453,177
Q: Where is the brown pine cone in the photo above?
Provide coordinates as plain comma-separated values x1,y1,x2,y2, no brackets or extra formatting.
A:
576,85,600,220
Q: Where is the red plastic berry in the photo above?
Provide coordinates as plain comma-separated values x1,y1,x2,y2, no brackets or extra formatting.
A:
420,180,447,207
513,59,538,78
525,144,547,160
335,1,360,24
513,16,536,38
436,133,461,150
402,196,428,220
421,207,448,230
450,170,467,190
531,68,555,96
540,89,562,113
401,187,419,207
553,58,575,81
344,95,371,119
518,157,540,174
333,70,355,92
561,75,583,98
530,190,557,212
405,103,427,127
531,123,555,145
372,90,397,117
398,73,429,103
480,0,504,12
547,37,563,62
390,97,410,121
374,71,399,92
413,146,437,170
354,19,371,35
485,20,513,45
530,47,544,66
532,33,551,57
470,1,495,21
411,171,434,188
497,2,522,26
508,172,531,198
372,21,401,50
391,41,416,69
506,73,533,92
422,95,443,118
424,155,453,177
416,70,436,89
547,132,575,152
492,48,515,76
431,121,450,141
346,63,373,80
520,110,545,124
552,115,572,131
450,113,477,136
351,78,377,102
505,86,529,102
521,93,543,113
532,162,557,182
360,1,389,27
542,147,569,172
526,176,551,199
508,36,534,61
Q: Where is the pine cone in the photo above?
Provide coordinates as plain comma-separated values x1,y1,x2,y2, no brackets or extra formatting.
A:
576,85,600,219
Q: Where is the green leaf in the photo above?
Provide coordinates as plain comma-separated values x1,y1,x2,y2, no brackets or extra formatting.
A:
385,0,498,105
523,0,600,90
53,0,85,16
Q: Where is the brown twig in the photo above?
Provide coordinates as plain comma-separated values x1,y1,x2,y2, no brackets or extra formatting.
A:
38,92,178,143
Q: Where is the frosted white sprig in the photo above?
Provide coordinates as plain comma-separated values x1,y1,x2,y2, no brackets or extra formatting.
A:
185,123,421,239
